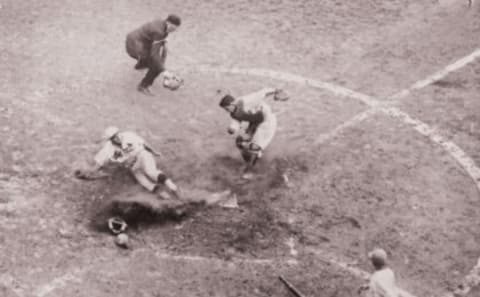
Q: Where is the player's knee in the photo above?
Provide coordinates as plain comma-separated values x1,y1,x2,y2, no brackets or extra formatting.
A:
157,172,167,184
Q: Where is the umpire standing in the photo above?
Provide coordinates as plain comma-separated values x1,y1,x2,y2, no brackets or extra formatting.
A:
126,14,181,95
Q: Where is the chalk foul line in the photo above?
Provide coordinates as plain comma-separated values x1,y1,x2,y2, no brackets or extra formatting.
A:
388,48,480,100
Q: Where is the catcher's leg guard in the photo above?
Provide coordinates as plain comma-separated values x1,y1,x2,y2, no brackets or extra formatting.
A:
241,149,252,163
241,143,262,172
157,172,167,184
236,136,248,150
246,143,262,167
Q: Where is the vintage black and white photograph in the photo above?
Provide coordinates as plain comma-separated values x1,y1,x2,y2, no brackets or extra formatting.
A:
1,0,479,296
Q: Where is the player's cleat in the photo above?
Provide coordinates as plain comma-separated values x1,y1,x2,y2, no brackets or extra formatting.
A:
137,84,153,96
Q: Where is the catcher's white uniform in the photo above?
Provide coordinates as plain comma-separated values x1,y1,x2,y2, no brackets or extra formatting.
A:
94,131,167,192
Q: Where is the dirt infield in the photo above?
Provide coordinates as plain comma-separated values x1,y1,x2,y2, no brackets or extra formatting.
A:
1,0,480,296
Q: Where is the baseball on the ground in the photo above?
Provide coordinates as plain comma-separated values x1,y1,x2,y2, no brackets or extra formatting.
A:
115,233,129,247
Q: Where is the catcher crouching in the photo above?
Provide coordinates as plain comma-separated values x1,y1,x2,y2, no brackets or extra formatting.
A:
219,88,288,179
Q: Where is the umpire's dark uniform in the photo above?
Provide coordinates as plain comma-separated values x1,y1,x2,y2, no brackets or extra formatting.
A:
126,15,181,91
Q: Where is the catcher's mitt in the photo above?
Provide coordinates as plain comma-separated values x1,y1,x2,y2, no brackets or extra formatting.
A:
163,71,184,91
108,217,128,234
273,89,290,101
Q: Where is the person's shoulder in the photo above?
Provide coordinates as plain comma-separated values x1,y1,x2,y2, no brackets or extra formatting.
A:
372,267,395,281
383,267,395,276
137,18,166,33
235,98,244,108
100,140,115,149
120,131,145,142
150,18,167,29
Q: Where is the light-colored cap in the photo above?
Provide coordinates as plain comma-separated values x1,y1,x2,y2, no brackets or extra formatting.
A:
368,248,388,263
102,126,120,141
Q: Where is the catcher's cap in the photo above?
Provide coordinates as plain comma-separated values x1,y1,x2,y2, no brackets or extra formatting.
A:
166,14,181,26
108,217,128,234
368,248,388,265
102,126,120,141
219,94,236,107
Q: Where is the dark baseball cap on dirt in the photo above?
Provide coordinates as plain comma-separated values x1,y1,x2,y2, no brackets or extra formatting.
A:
166,14,181,26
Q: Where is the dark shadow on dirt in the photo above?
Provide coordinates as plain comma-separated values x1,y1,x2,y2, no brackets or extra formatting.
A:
88,198,202,234
67,167,194,233
141,152,316,257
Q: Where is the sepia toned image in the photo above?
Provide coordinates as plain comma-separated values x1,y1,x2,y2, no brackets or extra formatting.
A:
0,1,479,296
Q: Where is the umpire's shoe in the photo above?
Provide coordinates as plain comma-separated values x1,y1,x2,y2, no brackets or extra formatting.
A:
137,84,153,96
